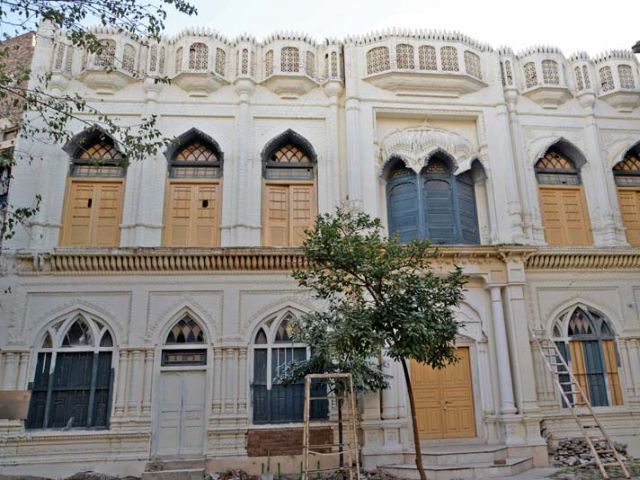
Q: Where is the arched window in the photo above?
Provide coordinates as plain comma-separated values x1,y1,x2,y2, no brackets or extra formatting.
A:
464,51,482,79
161,315,207,367
386,154,481,245
440,46,459,72
164,129,223,247
396,44,414,70
252,313,327,424
265,50,274,77
215,48,226,76
175,47,183,74
535,146,592,246
618,65,635,90
60,130,125,247
524,62,538,88
542,60,559,85
613,145,640,245
599,66,614,92
418,45,436,71
188,42,208,70
552,306,623,407
26,315,115,429
574,66,584,91
95,40,115,68
366,46,390,75
281,47,299,73
262,130,317,246
122,44,135,73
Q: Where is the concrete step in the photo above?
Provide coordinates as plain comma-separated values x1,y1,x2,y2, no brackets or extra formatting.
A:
380,456,534,480
419,444,509,466
141,468,205,480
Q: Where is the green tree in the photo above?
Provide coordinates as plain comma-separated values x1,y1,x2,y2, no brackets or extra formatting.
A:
0,0,197,238
278,309,388,468
292,207,467,480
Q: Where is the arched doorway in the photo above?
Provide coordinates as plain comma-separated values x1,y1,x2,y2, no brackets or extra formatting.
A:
154,315,208,457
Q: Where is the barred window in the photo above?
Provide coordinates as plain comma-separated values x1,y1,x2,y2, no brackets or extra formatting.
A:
535,149,580,185
618,65,635,89
175,47,183,74
440,46,459,72
504,60,513,85
582,65,591,89
366,46,390,75
524,62,538,88
149,45,158,72
189,42,208,70
305,51,315,77
265,50,274,77
158,47,166,74
215,48,226,76
542,60,559,85
71,134,124,178
122,44,135,73
613,150,640,187
331,51,338,78
396,44,414,70
241,48,249,75
418,45,436,71
599,66,614,92
574,66,584,91
464,51,482,79
281,47,299,73
95,40,116,68
170,140,222,179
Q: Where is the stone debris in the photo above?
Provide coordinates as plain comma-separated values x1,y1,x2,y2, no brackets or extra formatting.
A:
550,437,629,468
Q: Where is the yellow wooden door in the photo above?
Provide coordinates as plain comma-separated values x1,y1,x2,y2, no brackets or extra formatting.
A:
569,341,590,404
411,347,476,440
61,180,123,247
539,186,592,246
617,189,640,246
165,182,220,247
602,340,623,406
264,183,316,246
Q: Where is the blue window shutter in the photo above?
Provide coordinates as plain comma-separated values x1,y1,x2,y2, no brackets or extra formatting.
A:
26,352,52,429
252,349,268,423
582,341,608,407
423,176,455,244
555,341,572,407
456,173,480,244
387,171,420,243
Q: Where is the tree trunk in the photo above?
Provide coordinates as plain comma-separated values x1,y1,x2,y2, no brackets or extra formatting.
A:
401,358,427,480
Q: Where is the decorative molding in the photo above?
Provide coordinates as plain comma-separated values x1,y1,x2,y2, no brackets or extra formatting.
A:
379,124,479,174
525,248,640,270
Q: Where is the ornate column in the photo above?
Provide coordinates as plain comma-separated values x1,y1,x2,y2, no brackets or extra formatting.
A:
381,352,398,420
322,80,343,212
16,352,29,389
237,347,248,415
142,349,154,416
128,350,145,415
223,347,238,414
489,286,516,414
212,347,223,416
114,349,129,416
2,352,17,390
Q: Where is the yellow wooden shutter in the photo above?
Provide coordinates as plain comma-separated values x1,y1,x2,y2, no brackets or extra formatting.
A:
94,182,123,247
265,185,290,246
539,188,564,245
194,184,220,247
561,188,592,246
617,189,640,246
166,183,193,246
63,182,95,246
539,186,592,246
602,340,623,406
569,341,590,404
289,185,315,246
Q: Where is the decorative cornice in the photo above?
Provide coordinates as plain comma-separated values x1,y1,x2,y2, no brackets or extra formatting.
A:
10,246,640,274
525,248,640,270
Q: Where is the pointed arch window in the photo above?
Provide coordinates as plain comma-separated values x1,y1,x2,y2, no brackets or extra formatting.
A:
386,154,481,245
164,130,223,247
161,315,207,367
60,130,126,247
262,131,317,247
252,313,327,424
535,147,592,246
26,315,115,430
552,307,623,407
613,146,640,245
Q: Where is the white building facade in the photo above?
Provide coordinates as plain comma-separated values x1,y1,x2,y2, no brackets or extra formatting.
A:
1,24,640,478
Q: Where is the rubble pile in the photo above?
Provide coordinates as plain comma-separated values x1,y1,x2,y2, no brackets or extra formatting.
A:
550,438,629,467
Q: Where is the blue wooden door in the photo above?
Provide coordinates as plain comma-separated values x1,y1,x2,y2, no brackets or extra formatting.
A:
423,176,455,244
387,170,420,242
582,341,608,407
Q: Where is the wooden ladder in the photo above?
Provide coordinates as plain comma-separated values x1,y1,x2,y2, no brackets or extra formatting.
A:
532,333,630,479
302,372,360,480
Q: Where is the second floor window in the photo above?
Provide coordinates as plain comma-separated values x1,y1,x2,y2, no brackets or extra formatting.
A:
613,146,640,246
164,129,223,247
60,131,125,247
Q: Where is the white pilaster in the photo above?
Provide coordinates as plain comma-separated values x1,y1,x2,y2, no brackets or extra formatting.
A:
489,286,516,414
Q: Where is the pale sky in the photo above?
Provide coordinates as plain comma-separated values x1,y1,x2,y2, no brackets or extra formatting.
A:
164,0,639,56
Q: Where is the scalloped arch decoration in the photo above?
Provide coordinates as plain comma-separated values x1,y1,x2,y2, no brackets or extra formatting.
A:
379,125,479,175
